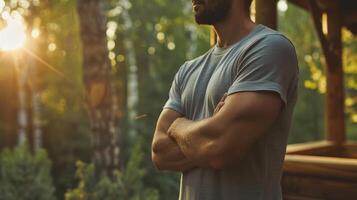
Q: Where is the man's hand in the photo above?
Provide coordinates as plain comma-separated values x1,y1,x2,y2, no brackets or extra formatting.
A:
151,109,197,172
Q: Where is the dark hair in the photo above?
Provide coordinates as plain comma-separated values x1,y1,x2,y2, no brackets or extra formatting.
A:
245,0,253,15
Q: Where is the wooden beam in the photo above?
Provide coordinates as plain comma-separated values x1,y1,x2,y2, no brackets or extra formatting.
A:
282,174,357,199
308,0,330,60
255,0,277,29
284,155,357,179
283,143,357,198
343,12,357,26
308,0,346,144
286,141,335,155
325,1,345,144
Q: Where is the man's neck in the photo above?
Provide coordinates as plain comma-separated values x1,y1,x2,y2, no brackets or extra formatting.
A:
213,8,256,48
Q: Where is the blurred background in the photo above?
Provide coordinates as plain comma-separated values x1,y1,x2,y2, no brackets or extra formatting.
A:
0,0,356,200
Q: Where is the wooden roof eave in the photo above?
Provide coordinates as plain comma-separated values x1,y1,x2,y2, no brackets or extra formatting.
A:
288,0,357,35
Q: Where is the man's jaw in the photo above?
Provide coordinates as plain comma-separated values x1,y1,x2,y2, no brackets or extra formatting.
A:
192,0,204,12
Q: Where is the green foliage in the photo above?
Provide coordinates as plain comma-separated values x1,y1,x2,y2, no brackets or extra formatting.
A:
65,142,159,200
0,143,56,200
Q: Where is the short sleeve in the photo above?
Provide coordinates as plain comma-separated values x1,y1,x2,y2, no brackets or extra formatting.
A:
163,63,185,115
228,34,299,107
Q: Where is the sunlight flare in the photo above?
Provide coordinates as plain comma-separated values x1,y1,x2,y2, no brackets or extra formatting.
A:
0,11,27,51
0,0,5,12
31,28,40,38
277,0,288,12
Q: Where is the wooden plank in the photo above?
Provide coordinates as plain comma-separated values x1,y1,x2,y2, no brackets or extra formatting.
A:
282,174,357,199
255,0,277,29
287,143,357,158
286,141,335,155
284,155,357,180
343,143,357,159
283,195,323,200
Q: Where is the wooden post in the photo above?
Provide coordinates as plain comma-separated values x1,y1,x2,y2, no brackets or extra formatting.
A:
325,2,345,144
255,0,277,29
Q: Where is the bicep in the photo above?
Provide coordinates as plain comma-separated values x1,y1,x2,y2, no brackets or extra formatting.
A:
218,91,282,124
213,91,282,157
229,35,298,109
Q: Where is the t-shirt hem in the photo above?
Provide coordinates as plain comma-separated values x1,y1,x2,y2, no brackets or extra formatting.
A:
163,101,184,115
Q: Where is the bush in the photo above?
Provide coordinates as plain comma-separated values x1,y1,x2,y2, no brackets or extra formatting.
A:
65,143,159,200
0,143,56,200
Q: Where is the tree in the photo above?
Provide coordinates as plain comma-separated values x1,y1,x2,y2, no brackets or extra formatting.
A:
65,143,159,200
76,0,121,177
0,144,56,200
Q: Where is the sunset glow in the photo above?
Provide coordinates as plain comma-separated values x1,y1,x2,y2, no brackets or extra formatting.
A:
0,11,27,51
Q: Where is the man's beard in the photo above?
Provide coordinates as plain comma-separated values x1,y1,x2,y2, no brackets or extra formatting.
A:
194,0,232,25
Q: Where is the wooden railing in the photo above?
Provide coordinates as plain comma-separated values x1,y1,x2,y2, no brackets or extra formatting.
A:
283,142,357,199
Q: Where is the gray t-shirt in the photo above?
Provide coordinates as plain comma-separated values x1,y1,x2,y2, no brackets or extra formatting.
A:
164,24,299,200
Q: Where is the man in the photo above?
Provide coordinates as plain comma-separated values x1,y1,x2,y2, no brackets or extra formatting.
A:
152,0,299,199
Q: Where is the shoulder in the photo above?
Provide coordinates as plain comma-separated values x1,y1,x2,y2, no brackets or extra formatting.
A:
250,26,296,56
239,27,299,74
240,32,297,68
261,33,296,54
228,25,297,62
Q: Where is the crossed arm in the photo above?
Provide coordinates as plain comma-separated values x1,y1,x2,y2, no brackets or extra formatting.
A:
151,91,282,171
151,109,197,172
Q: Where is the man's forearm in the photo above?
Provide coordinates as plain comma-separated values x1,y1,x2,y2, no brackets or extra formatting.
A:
168,117,221,166
152,131,197,172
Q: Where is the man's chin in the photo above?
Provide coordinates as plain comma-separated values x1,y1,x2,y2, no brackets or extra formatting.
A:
194,15,213,25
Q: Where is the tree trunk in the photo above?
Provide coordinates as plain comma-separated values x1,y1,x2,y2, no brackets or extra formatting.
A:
120,0,139,139
0,54,18,149
16,54,29,146
77,0,121,177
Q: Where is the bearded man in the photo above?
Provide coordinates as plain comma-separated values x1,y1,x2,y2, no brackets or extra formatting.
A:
151,0,299,199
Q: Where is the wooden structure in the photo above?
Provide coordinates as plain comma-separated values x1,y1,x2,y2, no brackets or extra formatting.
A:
254,0,357,199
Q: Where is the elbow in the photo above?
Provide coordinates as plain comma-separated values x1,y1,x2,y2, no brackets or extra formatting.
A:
151,140,170,171
151,152,165,171
151,140,160,155
151,142,164,171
